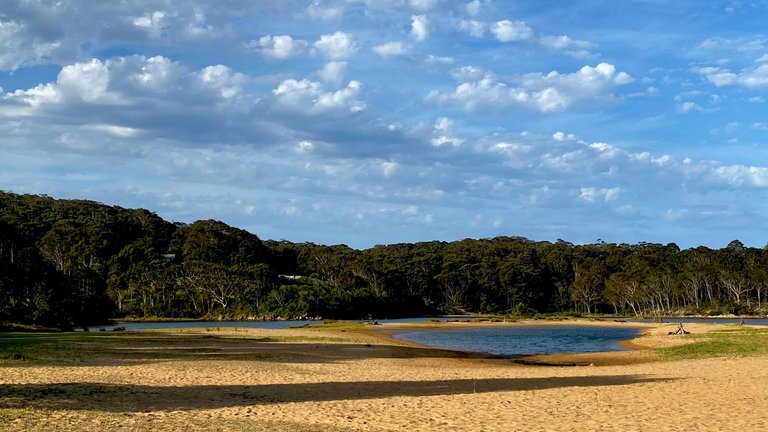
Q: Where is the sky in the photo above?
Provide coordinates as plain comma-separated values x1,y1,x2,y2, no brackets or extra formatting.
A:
1,0,768,250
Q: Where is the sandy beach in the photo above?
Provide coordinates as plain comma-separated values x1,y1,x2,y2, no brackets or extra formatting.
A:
1,322,767,431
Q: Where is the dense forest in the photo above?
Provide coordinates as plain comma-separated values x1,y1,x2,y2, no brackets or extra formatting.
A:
1,191,767,329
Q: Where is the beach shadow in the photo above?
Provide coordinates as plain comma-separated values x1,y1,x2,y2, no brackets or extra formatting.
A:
0,375,673,412
0,332,497,367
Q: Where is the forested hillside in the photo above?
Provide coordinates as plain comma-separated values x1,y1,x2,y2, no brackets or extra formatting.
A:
1,191,766,329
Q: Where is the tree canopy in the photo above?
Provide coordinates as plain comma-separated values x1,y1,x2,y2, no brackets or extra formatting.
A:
1,191,766,329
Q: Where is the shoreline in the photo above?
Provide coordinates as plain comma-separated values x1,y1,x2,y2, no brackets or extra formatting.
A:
3,320,767,431
338,319,655,366
353,318,768,366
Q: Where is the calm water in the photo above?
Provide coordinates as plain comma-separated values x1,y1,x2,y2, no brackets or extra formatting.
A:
393,326,643,357
95,317,767,356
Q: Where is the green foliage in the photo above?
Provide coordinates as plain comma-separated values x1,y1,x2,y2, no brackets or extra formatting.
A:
661,328,768,359
3,191,768,328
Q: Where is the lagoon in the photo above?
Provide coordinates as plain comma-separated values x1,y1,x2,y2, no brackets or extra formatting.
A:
393,325,643,357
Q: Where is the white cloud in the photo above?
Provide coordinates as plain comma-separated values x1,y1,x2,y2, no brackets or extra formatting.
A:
373,42,411,58
757,54,768,63
409,0,439,10
579,187,621,203
449,65,487,81
678,101,703,113
306,1,345,20
57,58,112,103
466,0,483,16
458,20,485,37
539,35,593,50
424,54,454,65
0,19,63,70
430,117,463,147
297,140,314,153
314,31,359,59
132,11,166,38
713,165,768,187
0,55,266,153
317,61,347,86
196,65,247,99
381,161,399,177
539,35,596,58
0,2,238,71
248,35,308,59
552,131,577,141
491,20,533,42
663,209,688,221
698,37,765,52
753,122,768,130
428,63,632,113
698,65,768,89
273,78,366,113
410,15,429,41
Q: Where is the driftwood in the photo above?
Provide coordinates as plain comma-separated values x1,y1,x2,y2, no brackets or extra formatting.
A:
668,322,690,335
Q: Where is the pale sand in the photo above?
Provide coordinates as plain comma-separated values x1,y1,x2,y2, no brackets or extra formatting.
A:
2,322,767,431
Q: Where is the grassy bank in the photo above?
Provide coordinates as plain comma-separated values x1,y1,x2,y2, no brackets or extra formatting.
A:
0,329,352,365
660,327,768,360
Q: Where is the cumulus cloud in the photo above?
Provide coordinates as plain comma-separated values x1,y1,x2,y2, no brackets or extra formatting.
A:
297,140,314,153
373,42,411,58
409,0,439,10
4,0,768,249
317,61,347,86
131,11,166,38
314,31,359,59
491,20,534,42
196,65,248,99
411,15,429,41
430,117,464,147
381,161,399,177
248,35,308,59
0,55,274,157
466,0,483,16
678,101,703,113
0,1,238,71
0,18,65,70
427,63,632,113
698,65,768,88
273,79,366,113
698,37,766,52
539,35,596,58
579,187,621,203
458,20,485,37
450,65,487,81
306,1,345,20
424,54,454,65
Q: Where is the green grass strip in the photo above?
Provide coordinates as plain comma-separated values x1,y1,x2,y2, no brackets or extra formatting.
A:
661,327,768,360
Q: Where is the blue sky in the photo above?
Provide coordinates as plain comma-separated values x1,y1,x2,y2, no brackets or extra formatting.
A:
2,0,768,249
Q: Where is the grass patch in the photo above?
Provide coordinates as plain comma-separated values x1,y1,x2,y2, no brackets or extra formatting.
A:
0,330,359,365
661,327,768,360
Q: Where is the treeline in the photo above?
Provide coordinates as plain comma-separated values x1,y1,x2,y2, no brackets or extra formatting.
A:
1,191,767,329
